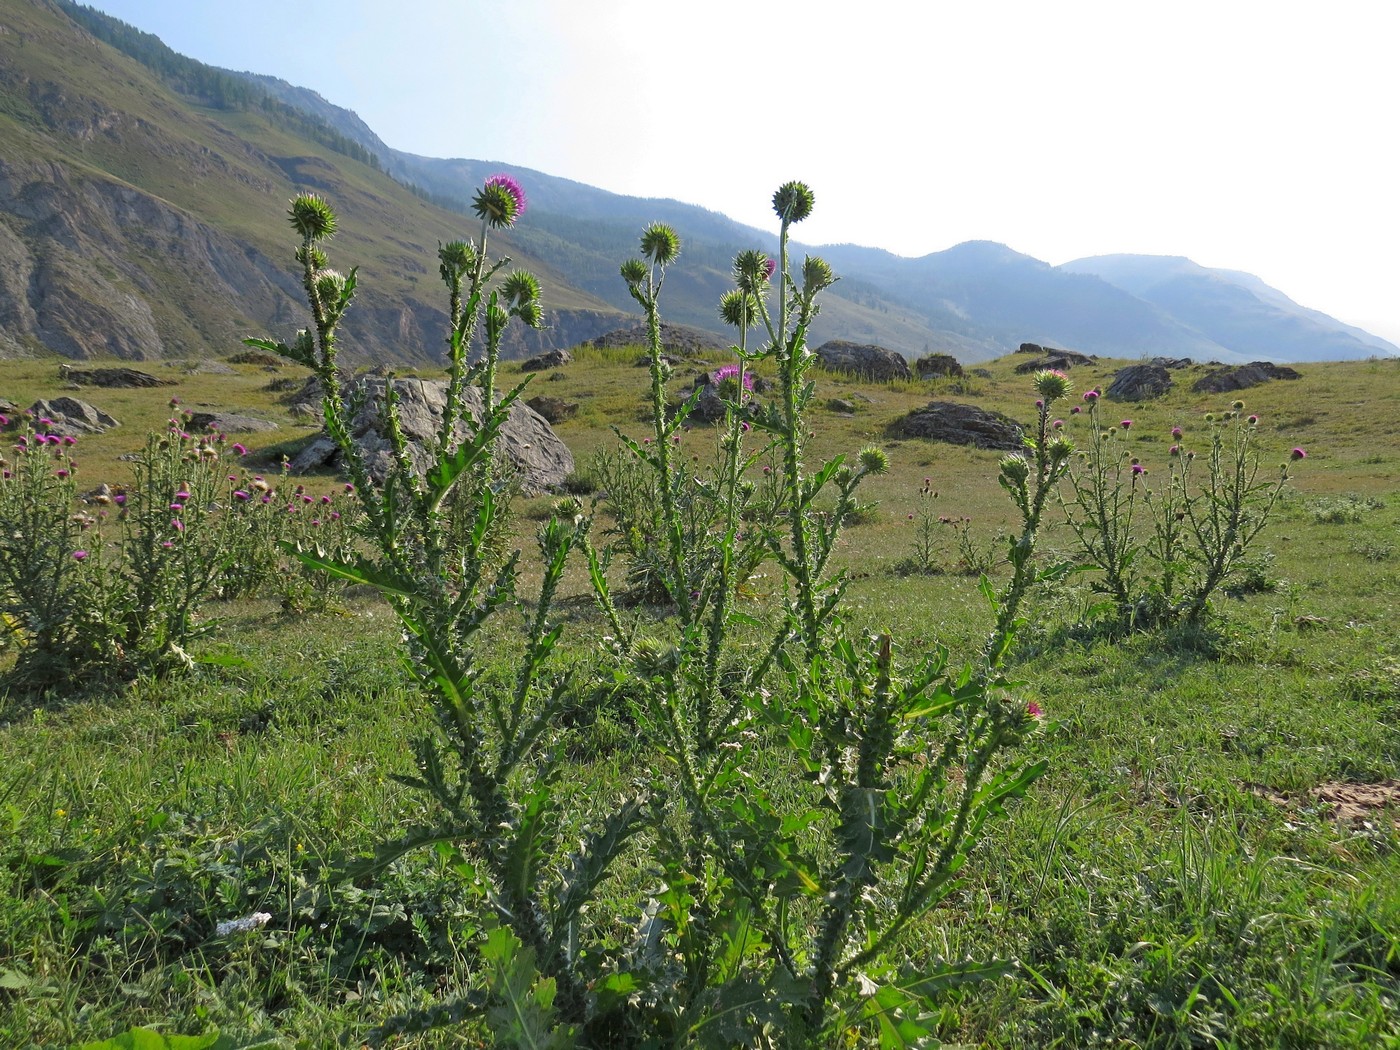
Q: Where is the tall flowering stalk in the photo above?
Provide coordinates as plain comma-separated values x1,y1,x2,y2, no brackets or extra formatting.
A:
248,187,635,1031
579,186,1053,1047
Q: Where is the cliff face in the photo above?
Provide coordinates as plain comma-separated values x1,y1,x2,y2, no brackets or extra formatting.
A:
0,1,628,364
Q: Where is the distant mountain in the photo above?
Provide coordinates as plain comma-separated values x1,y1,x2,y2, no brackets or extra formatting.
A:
1060,255,1399,362
2,0,1392,365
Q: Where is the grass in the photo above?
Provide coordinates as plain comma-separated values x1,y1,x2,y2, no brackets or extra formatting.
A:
2,350,1399,1047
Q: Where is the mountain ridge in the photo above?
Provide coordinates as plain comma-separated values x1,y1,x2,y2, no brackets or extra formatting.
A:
2,0,1393,365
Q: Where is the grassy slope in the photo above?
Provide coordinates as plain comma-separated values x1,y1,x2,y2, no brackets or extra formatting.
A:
1,348,1397,1046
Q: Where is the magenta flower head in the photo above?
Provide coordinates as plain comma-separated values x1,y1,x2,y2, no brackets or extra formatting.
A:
473,174,526,228
1171,426,1183,439
72,549,88,561
763,257,777,281
1131,463,1146,475
233,489,250,501
62,435,76,446
1083,390,1099,403
1247,414,1258,425
1291,447,1307,460
231,443,247,456
171,518,184,532
1027,700,1043,718
0,415,8,427
1120,419,1133,430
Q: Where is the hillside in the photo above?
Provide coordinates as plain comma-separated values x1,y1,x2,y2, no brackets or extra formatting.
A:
0,0,627,364
2,0,1395,367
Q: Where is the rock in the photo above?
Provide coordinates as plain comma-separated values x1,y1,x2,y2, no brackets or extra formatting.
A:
521,349,573,371
28,396,119,434
827,398,857,414
1014,350,1096,373
913,353,964,379
635,354,681,368
290,377,574,496
1017,343,1045,354
1150,357,1193,370
889,401,1024,451
1106,364,1173,401
58,365,174,388
815,340,912,382
526,395,577,425
186,411,280,434
1191,361,1303,394
194,361,236,375
592,322,726,356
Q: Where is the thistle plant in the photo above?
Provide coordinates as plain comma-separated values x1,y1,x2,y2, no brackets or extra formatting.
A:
1060,397,1301,627
1161,405,1299,622
250,184,649,1036
1058,391,1144,619
574,187,1061,1047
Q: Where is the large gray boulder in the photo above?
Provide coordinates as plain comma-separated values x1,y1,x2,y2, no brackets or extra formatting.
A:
815,340,912,382
290,377,574,495
1191,361,1302,394
28,396,119,435
889,401,1023,451
1106,364,1173,401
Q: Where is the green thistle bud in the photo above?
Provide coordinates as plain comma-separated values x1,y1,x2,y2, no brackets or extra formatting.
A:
802,256,836,293
719,289,758,329
1232,400,1246,412
1048,436,1074,461
732,249,773,293
501,270,541,307
833,466,854,487
516,301,544,329
858,445,889,474
773,180,815,224
288,194,336,241
1032,369,1072,402
640,223,681,266
999,454,1030,484
314,268,346,305
620,259,648,287
293,329,314,358
438,240,475,278
295,244,328,270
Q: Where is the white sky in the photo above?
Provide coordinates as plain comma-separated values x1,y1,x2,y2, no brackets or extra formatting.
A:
86,0,1400,346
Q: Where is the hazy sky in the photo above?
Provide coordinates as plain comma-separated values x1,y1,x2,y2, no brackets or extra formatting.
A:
86,0,1400,346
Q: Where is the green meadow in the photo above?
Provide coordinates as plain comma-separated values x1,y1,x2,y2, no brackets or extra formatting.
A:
2,348,1397,1047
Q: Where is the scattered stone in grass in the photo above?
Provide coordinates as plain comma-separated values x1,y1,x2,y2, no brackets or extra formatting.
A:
185,411,279,433
815,340,912,381
57,365,174,388
228,349,286,367
28,396,119,434
521,348,573,371
1106,364,1174,401
1191,361,1303,394
526,395,578,424
889,401,1023,451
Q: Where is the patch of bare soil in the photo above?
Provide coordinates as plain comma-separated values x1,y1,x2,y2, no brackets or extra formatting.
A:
1246,780,1400,828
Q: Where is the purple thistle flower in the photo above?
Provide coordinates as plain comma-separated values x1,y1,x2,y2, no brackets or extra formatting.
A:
171,518,184,532
762,257,777,281
1171,426,1183,438
56,468,69,478
114,494,126,506
1120,420,1133,430
72,550,88,561
320,495,331,504
1131,463,1146,475
1083,390,1099,402
1291,447,1307,460
473,174,527,228
1027,700,1043,718
233,490,250,501
232,443,248,456
62,435,76,446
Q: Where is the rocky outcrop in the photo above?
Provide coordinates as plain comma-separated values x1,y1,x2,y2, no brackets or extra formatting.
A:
290,377,574,495
590,322,726,356
1106,364,1173,401
521,349,572,371
186,411,280,434
58,365,175,388
1191,361,1303,394
889,401,1023,450
525,395,577,425
913,353,963,379
815,340,912,382
1014,349,1096,373
28,396,119,434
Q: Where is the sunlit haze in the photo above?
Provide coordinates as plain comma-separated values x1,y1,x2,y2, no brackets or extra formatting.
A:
85,0,1400,346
